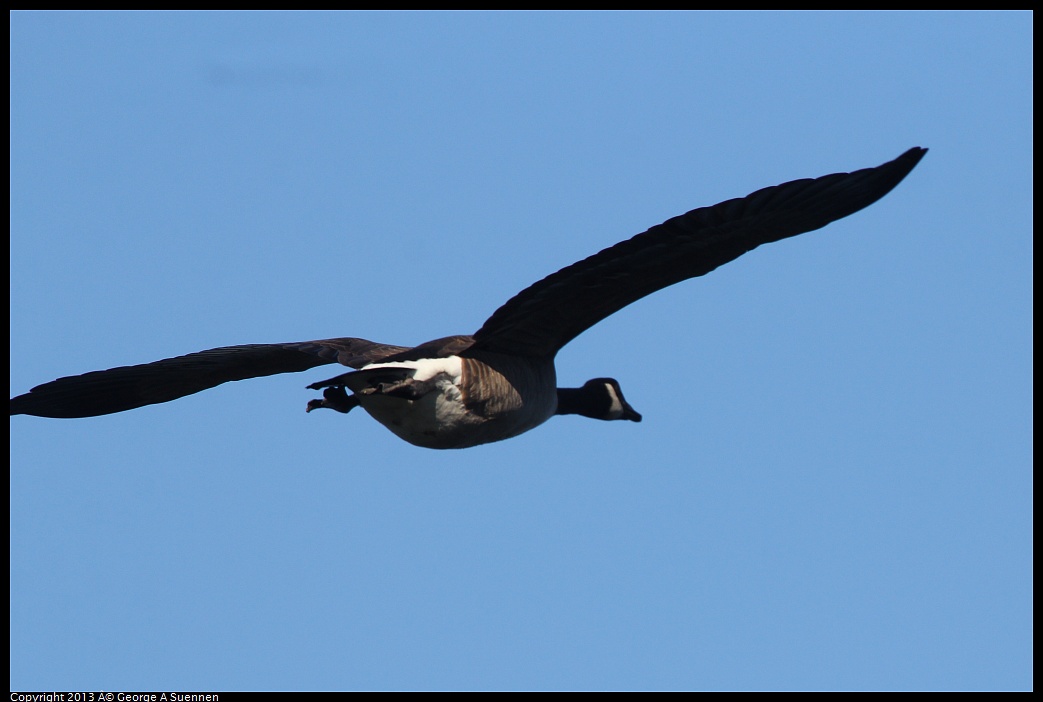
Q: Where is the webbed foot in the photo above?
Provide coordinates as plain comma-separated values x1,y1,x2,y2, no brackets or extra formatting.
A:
305,386,359,414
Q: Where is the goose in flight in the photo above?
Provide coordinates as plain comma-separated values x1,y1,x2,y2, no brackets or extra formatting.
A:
10,147,926,448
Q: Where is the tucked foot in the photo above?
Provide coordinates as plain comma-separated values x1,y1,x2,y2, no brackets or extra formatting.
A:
305,386,359,414
371,378,435,401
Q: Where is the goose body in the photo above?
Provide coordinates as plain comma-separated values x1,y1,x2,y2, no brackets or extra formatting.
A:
10,148,926,448
333,352,559,449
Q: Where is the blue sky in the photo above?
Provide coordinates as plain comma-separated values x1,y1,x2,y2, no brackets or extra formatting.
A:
9,11,1031,691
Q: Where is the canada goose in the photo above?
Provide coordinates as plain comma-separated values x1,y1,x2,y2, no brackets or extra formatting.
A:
10,147,926,448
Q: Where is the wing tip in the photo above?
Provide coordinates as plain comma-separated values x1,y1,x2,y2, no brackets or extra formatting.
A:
896,145,928,170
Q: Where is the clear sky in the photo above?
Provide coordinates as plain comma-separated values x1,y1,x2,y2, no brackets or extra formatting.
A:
10,11,1031,692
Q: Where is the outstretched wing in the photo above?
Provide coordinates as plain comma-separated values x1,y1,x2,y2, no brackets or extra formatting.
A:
9,337,408,418
472,147,927,358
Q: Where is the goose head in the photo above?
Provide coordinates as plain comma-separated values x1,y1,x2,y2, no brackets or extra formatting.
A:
556,378,642,422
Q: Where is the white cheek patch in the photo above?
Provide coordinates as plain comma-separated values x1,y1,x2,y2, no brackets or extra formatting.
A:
604,381,625,419
362,356,463,384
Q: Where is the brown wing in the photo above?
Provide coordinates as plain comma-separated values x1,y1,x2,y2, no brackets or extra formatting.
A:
9,337,408,418
472,147,927,358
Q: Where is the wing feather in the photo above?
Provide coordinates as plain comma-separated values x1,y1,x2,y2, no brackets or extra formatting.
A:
472,147,926,357
10,337,407,418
